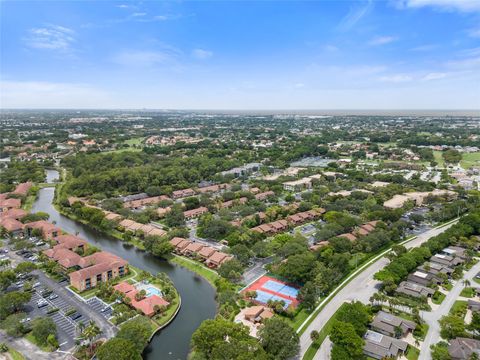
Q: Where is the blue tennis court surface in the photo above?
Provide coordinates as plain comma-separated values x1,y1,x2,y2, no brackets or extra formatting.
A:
255,290,291,308
262,280,299,298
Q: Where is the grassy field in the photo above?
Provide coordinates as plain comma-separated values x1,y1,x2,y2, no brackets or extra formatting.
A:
433,150,445,167
406,346,420,360
460,287,476,298
461,151,480,169
25,332,55,352
169,255,220,286
432,291,446,305
8,347,25,360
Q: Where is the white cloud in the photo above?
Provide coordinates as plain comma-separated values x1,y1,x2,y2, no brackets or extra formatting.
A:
192,48,213,59
396,0,480,12
379,74,413,82
112,50,178,67
368,36,397,46
422,72,447,81
0,80,112,108
117,4,130,9
25,24,75,51
132,12,147,17
337,0,374,31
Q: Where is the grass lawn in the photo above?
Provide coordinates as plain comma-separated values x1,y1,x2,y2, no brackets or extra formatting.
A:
152,295,181,328
125,137,144,146
474,277,480,285
432,291,446,305
169,255,219,286
8,347,26,360
460,287,476,298
68,285,98,299
450,300,468,317
286,307,313,331
406,346,420,360
22,195,38,211
25,332,55,352
433,150,445,168
443,282,453,291
461,151,480,169
302,302,349,360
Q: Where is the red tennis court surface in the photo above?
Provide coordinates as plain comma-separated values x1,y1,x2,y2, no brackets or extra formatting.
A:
243,276,300,309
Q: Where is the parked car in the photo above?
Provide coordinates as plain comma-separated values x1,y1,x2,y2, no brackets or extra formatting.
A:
37,300,48,308
48,293,58,300
69,312,82,320
35,241,45,246
32,282,40,288
20,317,31,323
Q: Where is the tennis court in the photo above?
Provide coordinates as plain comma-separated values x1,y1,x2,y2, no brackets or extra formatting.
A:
242,275,300,309
262,280,299,298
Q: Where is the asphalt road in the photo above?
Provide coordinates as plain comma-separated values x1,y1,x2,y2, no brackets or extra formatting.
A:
419,260,480,360
298,221,458,360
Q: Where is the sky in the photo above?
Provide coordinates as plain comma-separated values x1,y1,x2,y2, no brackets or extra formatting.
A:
1,0,480,110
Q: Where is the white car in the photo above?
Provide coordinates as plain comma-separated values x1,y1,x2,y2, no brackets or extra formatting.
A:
20,317,31,323
32,282,40,288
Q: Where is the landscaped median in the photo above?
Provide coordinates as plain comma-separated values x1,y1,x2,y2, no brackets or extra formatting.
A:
299,217,460,359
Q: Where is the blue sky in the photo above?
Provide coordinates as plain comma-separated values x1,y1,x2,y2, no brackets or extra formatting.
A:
1,0,479,109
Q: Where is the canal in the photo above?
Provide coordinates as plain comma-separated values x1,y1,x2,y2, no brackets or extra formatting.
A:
32,180,217,359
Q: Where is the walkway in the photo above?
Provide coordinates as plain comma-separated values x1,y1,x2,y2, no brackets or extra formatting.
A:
419,260,480,360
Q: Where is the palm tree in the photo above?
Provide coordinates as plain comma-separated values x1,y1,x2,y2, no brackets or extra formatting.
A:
463,279,471,288
81,320,102,354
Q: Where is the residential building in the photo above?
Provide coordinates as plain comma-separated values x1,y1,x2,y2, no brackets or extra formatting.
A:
24,220,61,240
183,207,209,219
396,281,435,298
448,338,480,360
172,188,196,199
363,330,408,359
370,311,416,338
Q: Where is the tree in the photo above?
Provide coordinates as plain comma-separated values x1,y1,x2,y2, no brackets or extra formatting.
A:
1,313,27,337
191,318,263,359
116,316,151,353
0,270,16,290
469,311,480,334
164,205,185,228
14,261,37,274
0,291,31,320
334,301,370,336
439,314,465,340
97,338,142,360
81,320,102,354
430,341,451,360
31,317,57,346
258,318,299,360
310,330,319,342
329,321,364,360
217,259,244,282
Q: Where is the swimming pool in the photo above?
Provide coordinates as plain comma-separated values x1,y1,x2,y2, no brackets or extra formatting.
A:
143,285,162,297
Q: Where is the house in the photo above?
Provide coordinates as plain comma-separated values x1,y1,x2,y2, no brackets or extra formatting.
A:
0,217,24,236
183,207,209,220
255,191,275,201
431,254,464,267
407,270,441,287
337,233,357,242
468,300,480,312
396,281,435,298
25,221,61,240
53,234,88,252
221,162,261,177
282,178,312,192
198,246,216,260
157,207,171,218
221,197,248,208
169,238,192,253
243,306,274,323
448,338,480,360
206,251,232,268
371,311,416,338
417,262,454,277
113,281,169,317
123,195,170,210
442,246,469,260
363,330,409,360
0,208,27,220
182,242,204,256
197,183,230,194
309,241,330,251
0,197,21,212
104,212,122,222
12,182,32,196
69,252,128,291
172,188,196,199
43,247,82,269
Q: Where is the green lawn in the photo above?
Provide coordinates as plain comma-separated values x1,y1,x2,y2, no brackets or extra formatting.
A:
169,255,220,286
8,347,25,360
461,151,480,169
433,150,445,167
286,307,313,331
432,291,446,304
406,346,420,360
25,332,55,352
125,137,144,146
450,300,468,317
460,287,476,298
302,302,349,360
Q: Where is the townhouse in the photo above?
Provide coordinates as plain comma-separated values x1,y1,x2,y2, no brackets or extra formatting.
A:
183,206,209,220
172,188,196,199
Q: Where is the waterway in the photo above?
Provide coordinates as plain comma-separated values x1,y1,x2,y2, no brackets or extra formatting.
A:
31,176,216,359
45,169,60,183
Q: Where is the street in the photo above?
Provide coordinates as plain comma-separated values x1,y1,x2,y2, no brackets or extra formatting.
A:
298,221,458,360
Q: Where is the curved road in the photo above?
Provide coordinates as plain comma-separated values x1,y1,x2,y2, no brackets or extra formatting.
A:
299,221,458,359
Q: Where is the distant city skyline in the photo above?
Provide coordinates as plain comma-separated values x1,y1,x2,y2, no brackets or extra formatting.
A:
1,0,479,109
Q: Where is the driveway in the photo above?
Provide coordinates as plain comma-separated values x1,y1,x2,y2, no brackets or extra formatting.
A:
419,260,480,360
298,221,458,359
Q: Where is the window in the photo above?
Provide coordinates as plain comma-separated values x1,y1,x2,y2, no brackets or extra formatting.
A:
85,278,91,289
107,270,113,280
119,266,125,276
96,274,102,283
